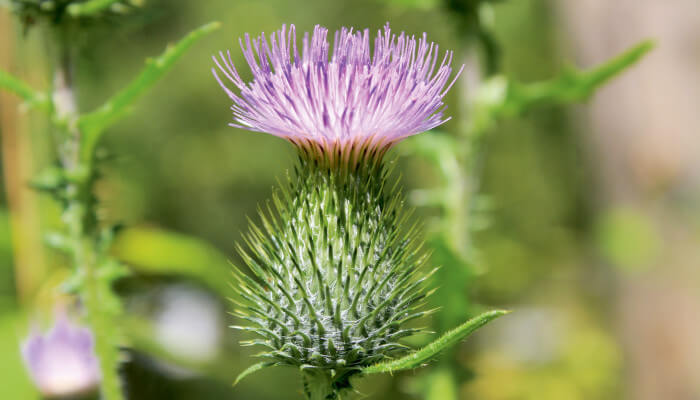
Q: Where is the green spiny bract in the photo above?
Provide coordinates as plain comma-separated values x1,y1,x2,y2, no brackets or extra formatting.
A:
232,145,435,383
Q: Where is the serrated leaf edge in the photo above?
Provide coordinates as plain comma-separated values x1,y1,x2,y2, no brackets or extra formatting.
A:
362,309,509,375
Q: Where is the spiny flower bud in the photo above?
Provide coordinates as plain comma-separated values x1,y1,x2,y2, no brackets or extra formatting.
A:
213,23,461,396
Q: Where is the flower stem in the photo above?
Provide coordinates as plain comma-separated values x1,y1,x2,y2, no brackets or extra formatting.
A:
51,27,125,400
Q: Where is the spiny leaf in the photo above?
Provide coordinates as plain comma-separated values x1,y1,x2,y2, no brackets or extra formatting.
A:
502,40,654,113
0,68,49,110
78,21,221,162
470,40,654,134
234,362,276,386
362,310,508,375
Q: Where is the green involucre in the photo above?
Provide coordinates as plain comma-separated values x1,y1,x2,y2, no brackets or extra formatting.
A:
232,151,432,381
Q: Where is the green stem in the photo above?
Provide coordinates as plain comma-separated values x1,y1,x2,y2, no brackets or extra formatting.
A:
51,27,125,400
70,212,124,400
302,371,340,400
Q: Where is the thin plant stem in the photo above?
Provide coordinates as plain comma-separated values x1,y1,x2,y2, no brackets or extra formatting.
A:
50,27,125,400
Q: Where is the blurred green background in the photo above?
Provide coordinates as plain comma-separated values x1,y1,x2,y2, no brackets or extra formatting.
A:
1,0,699,399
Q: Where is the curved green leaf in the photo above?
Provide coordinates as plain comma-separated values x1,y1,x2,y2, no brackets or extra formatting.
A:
110,227,231,298
500,40,655,114
234,362,276,386
362,310,508,375
470,40,654,135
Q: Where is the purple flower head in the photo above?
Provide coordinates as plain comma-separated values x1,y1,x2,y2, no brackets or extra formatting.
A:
213,23,462,161
21,314,100,398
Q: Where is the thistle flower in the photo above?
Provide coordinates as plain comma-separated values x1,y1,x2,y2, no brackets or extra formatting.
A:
21,314,101,398
213,23,461,160
213,23,461,399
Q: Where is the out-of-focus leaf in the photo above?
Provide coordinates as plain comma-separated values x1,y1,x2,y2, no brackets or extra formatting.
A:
403,131,485,331
471,40,654,134
77,22,221,163
362,310,508,374
110,227,230,297
383,0,440,10
0,68,49,110
403,131,460,173
506,40,653,110
429,234,479,326
66,0,121,16
28,166,64,192
43,231,72,254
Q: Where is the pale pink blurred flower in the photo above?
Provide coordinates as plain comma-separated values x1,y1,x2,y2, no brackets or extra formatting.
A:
21,314,100,398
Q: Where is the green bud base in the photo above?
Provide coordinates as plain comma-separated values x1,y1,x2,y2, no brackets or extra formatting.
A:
233,148,433,393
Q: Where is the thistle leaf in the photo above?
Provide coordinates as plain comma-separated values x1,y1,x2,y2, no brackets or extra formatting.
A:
234,362,276,386
362,310,508,375
109,227,231,298
501,40,654,113
0,68,49,110
470,40,654,134
78,21,221,162
478,40,654,122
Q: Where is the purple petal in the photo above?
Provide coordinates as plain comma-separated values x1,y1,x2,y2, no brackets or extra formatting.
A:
212,23,463,156
21,315,101,397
